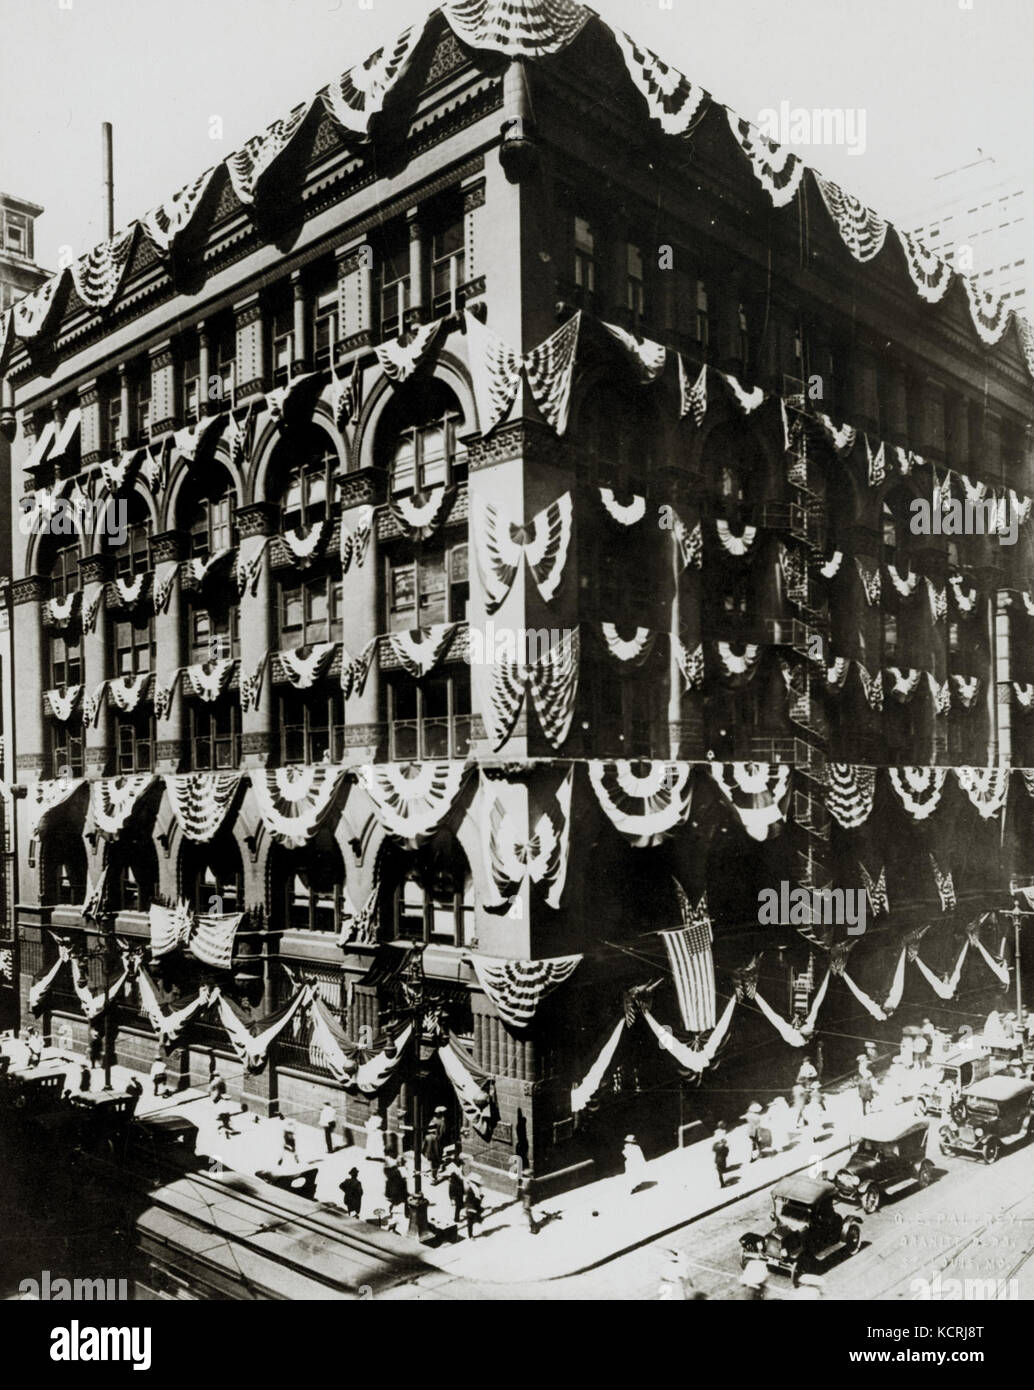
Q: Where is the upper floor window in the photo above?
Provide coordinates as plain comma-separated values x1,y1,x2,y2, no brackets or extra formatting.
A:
626,242,645,318
696,279,710,348
574,216,596,295
391,837,473,947
109,494,150,579
46,541,82,689
212,322,236,411
106,386,122,454
278,573,343,650
2,210,30,258
430,199,465,316
271,427,339,532
389,543,468,631
49,540,80,600
133,372,152,443
181,466,236,559
113,615,154,677
42,823,86,905
181,343,201,425
272,829,343,932
182,835,242,913
312,277,338,371
278,690,345,766
387,669,471,762
51,724,84,779
189,603,239,664
114,709,155,774
188,698,240,771
378,220,411,339
109,834,158,913
387,396,467,498
271,291,294,387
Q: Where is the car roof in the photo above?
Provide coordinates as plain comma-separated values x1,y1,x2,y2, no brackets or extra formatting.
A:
963,1075,1034,1101
773,1176,836,1205
856,1109,928,1144
937,1050,980,1067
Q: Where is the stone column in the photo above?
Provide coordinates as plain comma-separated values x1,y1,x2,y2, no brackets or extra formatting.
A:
407,209,425,327
11,577,46,775
337,241,373,355
291,270,310,375
78,382,103,468
236,503,279,769
339,471,384,765
79,553,113,778
150,340,176,439
152,531,187,773
197,321,211,418
117,365,131,452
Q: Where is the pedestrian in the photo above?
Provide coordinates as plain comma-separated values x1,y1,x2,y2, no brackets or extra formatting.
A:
791,1081,809,1129
423,1105,448,1182
78,1062,91,1092
281,1116,298,1163
766,1096,790,1152
26,1027,43,1068
445,1151,466,1224
622,1133,647,1195
216,1107,237,1139
383,1157,408,1225
88,1030,102,1070
319,1101,337,1153
340,1167,363,1218
462,1175,484,1239
857,1063,876,1117
912,1029,929,1071
364,1114,386,1162
208,1071,226,1105
712,1122,730,1188
735,1260,768,1301
207,1048,218,1081
125,1075,143,1101
518,1166,537,1234
149,1053,168,1098
745,1103,765,1162
798,1057,826,1115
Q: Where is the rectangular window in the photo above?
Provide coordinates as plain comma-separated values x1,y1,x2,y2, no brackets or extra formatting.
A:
188,700,240,770
115,712,156,774
387,670,472,761
312,282,338,371
214,326,235,411
278,690,345,764
4,212,29,257
182,345,200,425
114,616,154,676
189,604,239,663
271,297,294,387
107,391,122,453
574,216,596,295
134,373,152,442
51,634,83,689
278,576,341,649
52,728,84,778
378,221,411,339
626,242,645,318
388,544,465,633
431,209,466,316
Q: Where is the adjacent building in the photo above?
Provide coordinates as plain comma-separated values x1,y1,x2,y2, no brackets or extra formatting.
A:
1,1,1033,1202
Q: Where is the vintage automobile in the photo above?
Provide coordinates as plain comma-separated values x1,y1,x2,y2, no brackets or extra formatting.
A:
831,1111,934,1213
939,1075,1034,1163
740,1177,862,1285
915,1049,991,1117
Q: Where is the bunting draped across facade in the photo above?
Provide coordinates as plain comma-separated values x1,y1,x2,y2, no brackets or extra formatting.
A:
587,760,693,847
357,761,469,844
468,953,582,1030
249,765,348,848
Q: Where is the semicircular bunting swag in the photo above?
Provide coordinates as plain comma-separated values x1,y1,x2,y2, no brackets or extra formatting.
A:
468,953,582,1030
598,622,657,667
249,765,348,849
321,25,422,136
598,487,646,526
813,173,888,263
389,485,457,540
70,227,136,310
609,29,709,137
824,763,876,829
91,774,155,836
225,101,312,206
896,229,953,304
142,167,218,255
588,760,693,847
710,763,791,842
472,491,573,611
887,766,948,820
165,773,242,844
442,0,591,56
482,769,573,910
357,761,470,844
954,766,1009,819
725,111,804,207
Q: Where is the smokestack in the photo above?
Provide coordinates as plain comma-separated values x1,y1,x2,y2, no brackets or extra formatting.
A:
101,122,114,238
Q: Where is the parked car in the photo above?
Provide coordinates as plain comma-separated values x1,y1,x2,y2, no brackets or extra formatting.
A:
740,1177,862,1286
939,1075,1034,1164
916,1050,991,1117
831,1110,934,1213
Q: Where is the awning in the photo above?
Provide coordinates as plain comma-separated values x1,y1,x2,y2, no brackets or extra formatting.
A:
24,419,58,474
49,408,82,466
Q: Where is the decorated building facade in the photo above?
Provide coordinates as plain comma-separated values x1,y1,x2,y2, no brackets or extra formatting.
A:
2,1,1034,1195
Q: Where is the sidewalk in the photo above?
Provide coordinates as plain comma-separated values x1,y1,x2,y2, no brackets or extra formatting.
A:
3,1037,929,1286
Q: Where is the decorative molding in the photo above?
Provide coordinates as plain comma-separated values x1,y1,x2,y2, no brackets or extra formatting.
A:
235,501,280,540
463,183,487,214
241,730,273,755
339,468,384,509
465,420,573,472
344,723,384,748
155,740,187,765
235,377,265,401
151,529,188,564
79,553,113,585
234,299,263,329
12,577,46,606
15,752,45,772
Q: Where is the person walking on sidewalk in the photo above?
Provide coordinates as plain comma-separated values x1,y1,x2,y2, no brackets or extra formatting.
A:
280,1116,298,1165
340,1167,363,1218
150,1053,168,1098
319,1102,337,1153
856,1056,876,1117
216,1106,237,1139
622,1134,647,1195
26,1027,43,1068
462,1175,484,1240
797,1057,825,1118
423,1106,448,1182
745,1103,766,1162
791,1080,809,1130
208,1071,226,1105
383,1158,408,1227
518,1167,537,1234
712,1122,730,1188
445,1151,466,1224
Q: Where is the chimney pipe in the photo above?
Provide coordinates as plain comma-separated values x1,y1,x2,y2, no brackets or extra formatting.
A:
102,122,114,238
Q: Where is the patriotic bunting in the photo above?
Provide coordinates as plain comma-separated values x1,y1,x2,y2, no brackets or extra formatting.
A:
715,641,761,677
888,766,947,820
153,561,179,614
71,956,129,1021
725,111,805,207
1014,683,1034,712
165,773,242,843
967,916,1010,986
857,664,883,712
815,413,857,456
950,674,981,708
27,776,86,836
469,954,581,1030
962,277,1010,346
718,369,765,413
29,936,75,1013
662,882,715,1031
609,29,709,136
896,230,953,304
13,271,67,340
930,855,956,913
819,551,844,579
814,174,888,262
472,491,572,610
674,638,704,691
464,309,581,436
340,505,374,573
235,536,268,597
523,312,581,434
598,487,647,526
47,591,80,627
70,227,136,310
929,674,951,716
142,167,218,254
279,642,337,690
154,674,178,721
588,760,693,847
855,558,881,605
107,670,151,713
217,987,311,1073
375,320,442,383
389,485,456,539
598,622,656,667
483,768,573,910
282,520,327,567
926,579,947,623
826,657,851,691
859,861,889,916
250,765,347,848
443,0,590,56
182,658,236,703
321,24,421,135
954,766,1009,819
340,637,378,699
641,998,735,1074
437,1034,497,1139
895,446,923,475
357,761,469,845
825,763,876,828
678,358,708,424
136,970,218,1051
602,322,667,381
673,515,703,571
44,686,82,722
332,357,363,431
184,550,231,589
886,563,918,597
387,623,459,678
715,519,758,555
710,762,791,842
226,101,312,205
149,899,243,971
90,774,154,836
865,436,886,487
572,1017,626,1112
172,412,227,465
885,667,922,703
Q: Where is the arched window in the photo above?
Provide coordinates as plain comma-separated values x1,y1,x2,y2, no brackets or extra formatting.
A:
108,833,158,912
270,426,340,533
178,464,239,663
181,834,243,913
107,494,155,678
45,539,82,688
377,381,467,498
390,836,473,947
271,828,343,932
42,823,87,906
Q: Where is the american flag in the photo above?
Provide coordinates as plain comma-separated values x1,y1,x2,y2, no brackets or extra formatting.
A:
662,880,716,1031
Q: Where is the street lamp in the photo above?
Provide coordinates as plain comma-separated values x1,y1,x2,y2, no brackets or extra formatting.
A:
84,911,116,1092
385,945,443,1243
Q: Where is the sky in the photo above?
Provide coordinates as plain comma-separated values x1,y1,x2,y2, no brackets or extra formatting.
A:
1,0,1032,272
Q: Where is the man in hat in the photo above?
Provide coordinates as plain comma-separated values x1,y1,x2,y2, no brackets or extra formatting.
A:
444,1149,466,1225
462,1173,484,1239
622,1133,647,1195
340,1167,363,1218
712,1122,730,1188
383,1157,408,1226
318,1101,337,1153
745,1103,765,1162
423,1105,448,1183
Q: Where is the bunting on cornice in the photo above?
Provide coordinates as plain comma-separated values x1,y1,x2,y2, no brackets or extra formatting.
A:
279,642,337,690
183,551,230,589
930,854,957,913
282,520,327,567
250,765,347,848
597,622,657,667
340,505,374,573
469,953,581,1030
865,436,886,487
27,777,86,837
12,271,67,341
896,229,953,304
950,674,981,708
340,859,382,947
154,673,179,721
674,638,704,691
70,227,136,310
609,30,709,136
464,309,581,436
71,955,129,1021
165,772,242,843
886,563,918,597
602,322,667,381
598,487,646,526
814,173,888,262
710,762,791,842
91,774,154,836
714,641,761,678
182,658,236,703
226,101,312,205
571,1016,626,1112
587,760,693,847
725,111,805,208
142,167,218,255
387,623,459,678
44,686,82,722
389,485,456,539
107,670,152,713
438,1034,498,1139
855,558,881,605
885,667,922,703
859,861,889,917
888,766,947,820
357,761,469,845
954,766,1009,819
857,664,883,712
717,369,765,414
715,519,758,556
824,763,876,829
340,637,378,699
482,768,573,910
814,412,856,457
472,491,572,610
375,320,443,383
443,0,590,56
113,571,151,609
321,24,421,135
265,372,319,428
173,412,227,465
678,358,708,425
962,277,1010,346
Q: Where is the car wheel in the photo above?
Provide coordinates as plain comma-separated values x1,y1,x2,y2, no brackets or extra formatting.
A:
915,1097,928,1116
789,1260,802,1288
740,1252,750,1271
844,1223,862,1255
917,1160,933,1188
983,1138,1000,1165
861,1185,881,1214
